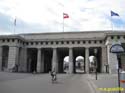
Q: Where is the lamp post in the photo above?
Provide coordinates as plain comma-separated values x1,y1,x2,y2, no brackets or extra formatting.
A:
110,44,125,93
94,48,98,80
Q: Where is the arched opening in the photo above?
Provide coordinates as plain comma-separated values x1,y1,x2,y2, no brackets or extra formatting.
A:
63,56,69,73
89,56,96,73
2,46,9,71
89,47,102,73
75,56,85,73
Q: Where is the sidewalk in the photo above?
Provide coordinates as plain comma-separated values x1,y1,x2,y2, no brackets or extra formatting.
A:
87,73,122,93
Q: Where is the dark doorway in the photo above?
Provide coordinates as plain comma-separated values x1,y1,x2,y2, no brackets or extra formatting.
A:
43,48,52,73
27,48,37,73
2,46,9,71
58,48,69,73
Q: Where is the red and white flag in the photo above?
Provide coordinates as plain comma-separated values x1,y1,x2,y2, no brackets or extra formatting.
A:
63,13,69,19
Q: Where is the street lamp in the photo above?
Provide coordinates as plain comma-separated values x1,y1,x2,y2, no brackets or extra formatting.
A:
94,48,98,80
110,44,125,93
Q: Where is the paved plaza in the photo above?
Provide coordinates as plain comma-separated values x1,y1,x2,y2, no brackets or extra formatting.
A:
0,72,94,93
0,72,124,93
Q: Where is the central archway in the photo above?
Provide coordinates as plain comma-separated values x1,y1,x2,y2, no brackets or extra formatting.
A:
75,56,85,73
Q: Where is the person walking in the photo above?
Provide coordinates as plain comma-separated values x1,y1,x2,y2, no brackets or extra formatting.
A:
50,70,57,83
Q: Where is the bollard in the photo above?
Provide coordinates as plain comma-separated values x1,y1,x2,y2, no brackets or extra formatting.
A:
120,71,125,88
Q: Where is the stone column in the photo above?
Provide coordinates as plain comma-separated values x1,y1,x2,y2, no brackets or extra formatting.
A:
85,47,89,73
8,46,19,71
37,48,41,73
23,48,27,72
101,46,107,73
17,47,27,72
52,48,58,72
41,51,44,73
0,46,2,71
107,44,117,74
69,47,73,74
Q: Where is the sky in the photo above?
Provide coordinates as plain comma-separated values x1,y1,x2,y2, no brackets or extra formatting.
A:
0,0,125,35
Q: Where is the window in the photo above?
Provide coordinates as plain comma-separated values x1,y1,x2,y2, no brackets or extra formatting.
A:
46,42,48,45
83,41,85,44
31,42,33,45
35,42,38,45
67,41,69,44
72,41,74,44
61,41,64,44
88,41,91,44
124,36,125,39
56,41,58,44
100,40,102,43
41,42,43,45
12,39,15,42
77,41,80,44
26,42,29,45
51,41,53,44
111,36,114,39
117,36,120,39
7,39,10,42
2,39,5,42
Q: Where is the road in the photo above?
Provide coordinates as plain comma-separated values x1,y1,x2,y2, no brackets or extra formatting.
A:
0,72,93,93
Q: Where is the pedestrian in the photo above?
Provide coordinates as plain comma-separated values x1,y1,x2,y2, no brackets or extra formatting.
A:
50,70,57,83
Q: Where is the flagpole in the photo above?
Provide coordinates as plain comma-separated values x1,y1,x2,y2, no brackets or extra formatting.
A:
14,18,16,35
14,24,16,35
63,13,64,32
110,16,113,31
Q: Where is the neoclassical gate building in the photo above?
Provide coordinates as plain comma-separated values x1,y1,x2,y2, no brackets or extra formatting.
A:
0,31,125,74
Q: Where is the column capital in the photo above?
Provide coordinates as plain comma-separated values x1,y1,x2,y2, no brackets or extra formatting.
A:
101,46,107,48
37,48,41,50
85,47,89,49
68,47,73,49
52,47,57,49
9,46,19,48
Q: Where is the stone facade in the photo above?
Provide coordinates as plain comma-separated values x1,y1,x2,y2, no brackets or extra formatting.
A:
0,31,125,74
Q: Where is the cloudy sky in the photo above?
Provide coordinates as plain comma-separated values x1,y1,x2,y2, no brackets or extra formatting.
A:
0,0,125,34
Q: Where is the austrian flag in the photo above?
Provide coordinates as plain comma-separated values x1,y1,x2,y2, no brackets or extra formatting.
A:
63,13,69,19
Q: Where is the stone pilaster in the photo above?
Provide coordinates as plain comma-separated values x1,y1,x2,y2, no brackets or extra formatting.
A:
41,51,44,72
101,46,107,73
8,46,19,71
52,48,58,72
37,48,41,73
85,47,89,73
69,47,73,74
18,47,27,72
0,46,2,71
107,44,118,74
23,48,27,72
